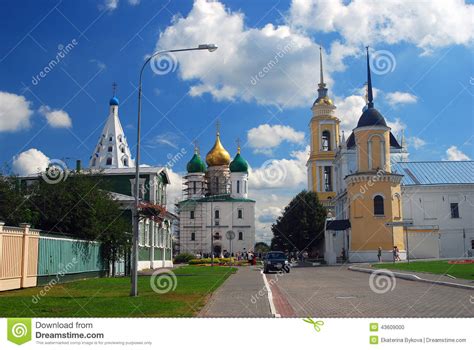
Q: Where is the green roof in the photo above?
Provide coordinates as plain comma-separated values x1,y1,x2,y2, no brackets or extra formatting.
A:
186,153,206,173
178,194,255,205
229,152,248,173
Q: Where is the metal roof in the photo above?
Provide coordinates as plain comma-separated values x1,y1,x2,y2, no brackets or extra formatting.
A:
392,161,474,185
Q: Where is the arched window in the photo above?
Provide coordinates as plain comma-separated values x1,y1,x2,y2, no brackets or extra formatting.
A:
120,145,125,153
322,130,331,151
106,157,112,165
109,136,113,141
324,166,332,191
236,180,240,193
123,158,128,166
118,135,122,142
214,210,220,219
374,195,384,216
91,158,97,166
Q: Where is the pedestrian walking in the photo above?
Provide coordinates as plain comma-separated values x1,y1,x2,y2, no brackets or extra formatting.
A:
377,247,382,262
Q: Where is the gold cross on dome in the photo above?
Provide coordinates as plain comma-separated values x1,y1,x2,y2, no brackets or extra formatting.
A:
112,82,118,96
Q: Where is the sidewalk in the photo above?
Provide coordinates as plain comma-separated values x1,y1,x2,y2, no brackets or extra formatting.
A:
199,266,272,317
349,264,474,290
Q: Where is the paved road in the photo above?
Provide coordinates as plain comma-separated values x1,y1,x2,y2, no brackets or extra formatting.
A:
266,266,474,317
199,266,272,317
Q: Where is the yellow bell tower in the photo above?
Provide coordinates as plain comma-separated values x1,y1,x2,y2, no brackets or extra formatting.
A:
345,48,405,262
307,47,340,211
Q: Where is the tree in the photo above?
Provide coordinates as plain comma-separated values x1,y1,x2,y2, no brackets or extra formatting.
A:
254,242,270,253
0,176,38,226
270,190,326,254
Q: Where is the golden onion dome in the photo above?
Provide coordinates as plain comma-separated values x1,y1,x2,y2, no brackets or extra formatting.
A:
316,95,333,106
206,132,231,166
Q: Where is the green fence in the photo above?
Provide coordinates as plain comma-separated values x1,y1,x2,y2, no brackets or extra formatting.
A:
37,234,108,284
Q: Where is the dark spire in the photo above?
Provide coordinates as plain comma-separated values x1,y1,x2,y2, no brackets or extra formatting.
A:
366,47,374,108
316,47,328,101
319,47,325,89
112,82,117,97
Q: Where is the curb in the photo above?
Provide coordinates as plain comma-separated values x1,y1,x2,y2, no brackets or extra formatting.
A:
348,266,474,291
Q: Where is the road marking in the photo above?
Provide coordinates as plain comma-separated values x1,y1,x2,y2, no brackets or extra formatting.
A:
261,270,280,318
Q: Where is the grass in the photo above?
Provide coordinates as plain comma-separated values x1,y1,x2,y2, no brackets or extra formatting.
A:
373,260,474,280
0,266,237,317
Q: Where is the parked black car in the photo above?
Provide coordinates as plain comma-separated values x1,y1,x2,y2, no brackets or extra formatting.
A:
263,251,290,273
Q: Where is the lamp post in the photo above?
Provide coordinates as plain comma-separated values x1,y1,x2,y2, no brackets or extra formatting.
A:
131,44,218,297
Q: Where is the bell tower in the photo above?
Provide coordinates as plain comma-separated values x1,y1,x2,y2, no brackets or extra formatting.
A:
307,48,340,211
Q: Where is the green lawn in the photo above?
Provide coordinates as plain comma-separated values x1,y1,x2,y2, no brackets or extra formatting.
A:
373,260,474,280
0,266,236,317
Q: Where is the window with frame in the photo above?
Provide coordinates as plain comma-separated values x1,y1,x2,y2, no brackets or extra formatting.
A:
450,203,460,218
237,209,243,219
108,146,113,152
237,180,240,193
238,232,243,240
324,166,332,192
321,130,331,151
374,195,384,216
190,210,195,219
214,210,220,219
191,232,195,241
106,158,112,165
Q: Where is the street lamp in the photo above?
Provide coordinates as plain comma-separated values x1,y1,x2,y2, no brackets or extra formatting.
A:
131,44,218,297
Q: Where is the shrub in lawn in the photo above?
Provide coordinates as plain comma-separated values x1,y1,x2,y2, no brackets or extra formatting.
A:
174,253,196,264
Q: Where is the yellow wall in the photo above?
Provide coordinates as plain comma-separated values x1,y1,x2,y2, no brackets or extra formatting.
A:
348,179,404,251
355,128,390,172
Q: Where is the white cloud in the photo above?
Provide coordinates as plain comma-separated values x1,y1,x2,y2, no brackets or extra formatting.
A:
165,168,184,208
39,106,72,128
409,136,426,150
12,148,50,176
102,0,118,11
0,91,33,132
156,0,346,108
444,146,470,161
89,59,106,70
247,124,305,154
387,118,406,135
250,146,308,189
289,0,474,54
128,0,140,5
386,91,418,106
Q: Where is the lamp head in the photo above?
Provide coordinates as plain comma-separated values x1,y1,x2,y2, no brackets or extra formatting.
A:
199,44,218,52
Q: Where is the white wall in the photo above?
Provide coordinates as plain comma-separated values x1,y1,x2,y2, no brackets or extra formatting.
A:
402,184,474,258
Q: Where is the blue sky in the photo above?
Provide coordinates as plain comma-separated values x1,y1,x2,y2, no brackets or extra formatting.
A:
0,0,473,241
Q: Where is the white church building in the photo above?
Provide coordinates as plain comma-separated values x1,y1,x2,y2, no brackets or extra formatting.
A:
178,127,256,257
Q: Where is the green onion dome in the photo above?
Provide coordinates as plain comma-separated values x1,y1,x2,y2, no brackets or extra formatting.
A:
229,148,249,173
187,151,206,173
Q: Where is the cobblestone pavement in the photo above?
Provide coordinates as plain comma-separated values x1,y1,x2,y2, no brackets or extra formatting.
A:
199,266,272,317
266,266,474,317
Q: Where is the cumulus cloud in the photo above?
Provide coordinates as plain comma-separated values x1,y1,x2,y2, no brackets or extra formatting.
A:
289,0,474,54
0,91,33,132
247,124,305,155
12,148,50,176
409,136,426,150
444,146,470,161
250,146,308,189
102,0,118,11
155,0,345,108
39,105,72,128
386,91,418,106
165,168,184,208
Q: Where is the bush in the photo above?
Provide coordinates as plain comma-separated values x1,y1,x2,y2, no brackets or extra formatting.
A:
174,253,196,264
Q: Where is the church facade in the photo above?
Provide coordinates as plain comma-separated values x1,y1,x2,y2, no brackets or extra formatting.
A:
308,48,474,263
178,128,256,257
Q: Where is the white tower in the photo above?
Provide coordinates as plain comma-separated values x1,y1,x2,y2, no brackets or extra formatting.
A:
229,145,249,199
89,92,134,169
